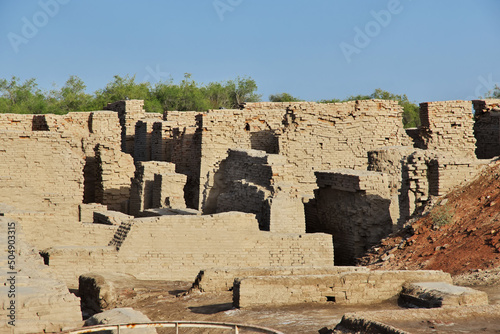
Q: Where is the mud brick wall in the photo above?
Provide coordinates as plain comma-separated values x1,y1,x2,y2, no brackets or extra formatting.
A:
369,148,487,224
0,111,131,210
154,112,200,208
215,149,305,233
0,207,118,250
233,270,452,308
314,169,392,265
45,212,334,286
152,173,187,209
134,119,157,162
0,131,84,219
277,100,411,195
427,155,487,196
79,203,108,223
197,108,286,212
194,266,368,293
104,99,147,153
418,100,476,157
404,150,486,215
0,113,48,131
115,213,334,281
196,101,409,212
0,110,122,155
95,144,135,211
129,161,177,216
368,146,417,229
0,217,82,334
473,99,500,159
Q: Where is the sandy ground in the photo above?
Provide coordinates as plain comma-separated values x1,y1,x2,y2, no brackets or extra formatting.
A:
93,280,401,334
71,274,500,334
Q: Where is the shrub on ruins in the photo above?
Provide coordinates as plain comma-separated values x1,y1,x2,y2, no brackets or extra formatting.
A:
431,204,454,228
484,85,500,99
269,92,303,102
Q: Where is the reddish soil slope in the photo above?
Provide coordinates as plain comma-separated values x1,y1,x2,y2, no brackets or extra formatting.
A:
359,160,500,275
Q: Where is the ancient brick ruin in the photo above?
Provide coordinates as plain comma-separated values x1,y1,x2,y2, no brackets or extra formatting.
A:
1,97,499,332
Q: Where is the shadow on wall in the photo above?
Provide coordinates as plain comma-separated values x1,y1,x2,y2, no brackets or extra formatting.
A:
203,159,228,215
250,130,279,154
312,190,392,266
83,156,97,204
32,115,49,131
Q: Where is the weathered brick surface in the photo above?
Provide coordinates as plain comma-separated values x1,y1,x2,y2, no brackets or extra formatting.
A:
0,131,84,219
0,217,82,334
95,144,135,211
473,99,500,159
152,172,187,209
233,270,452,308
128,161,178,216
192,266,368,293
197,100,410,212
216,149,305,233
418,100,476,157
0,110,134,214
369,147,488,225
44,212,334,287
314,170,392,265
104,99,148,153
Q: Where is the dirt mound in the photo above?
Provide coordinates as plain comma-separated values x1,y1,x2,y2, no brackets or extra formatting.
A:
359,160,500,276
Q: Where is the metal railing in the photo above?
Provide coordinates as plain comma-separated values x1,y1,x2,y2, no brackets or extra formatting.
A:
61,321,285,334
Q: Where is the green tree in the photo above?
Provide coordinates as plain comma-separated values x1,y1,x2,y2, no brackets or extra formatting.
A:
226,76,261,107
0,76,49,114
204,81,232,109
269,92,302,102
93,75,151,110
317,98,343,104
49,75,93,113
484,85,500,99
150,73,210,112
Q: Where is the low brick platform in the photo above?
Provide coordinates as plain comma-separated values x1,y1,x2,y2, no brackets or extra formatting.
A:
233,270,452,308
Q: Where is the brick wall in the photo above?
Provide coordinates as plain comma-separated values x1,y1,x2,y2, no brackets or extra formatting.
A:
473,99,500,159
0,131,84,219
233,270,452,308
153,112,201,208
95,144,135,211
314,169,392,265
129,161,177,216
196,100,410,212
215,149,305,233
277,100,411,195
104,99,147,153
368,146,416,229
0,217,82,333
44,212,334,287
193,266,368,293
418,100,476,157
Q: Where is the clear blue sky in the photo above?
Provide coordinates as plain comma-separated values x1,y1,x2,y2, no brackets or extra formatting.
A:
1,0,499,103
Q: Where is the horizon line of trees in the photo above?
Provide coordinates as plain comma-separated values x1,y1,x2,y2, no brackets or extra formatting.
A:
2,74,498,128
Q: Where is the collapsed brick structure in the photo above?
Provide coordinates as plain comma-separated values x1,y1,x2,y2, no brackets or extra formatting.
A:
473,99,500,159
1,98,499,332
